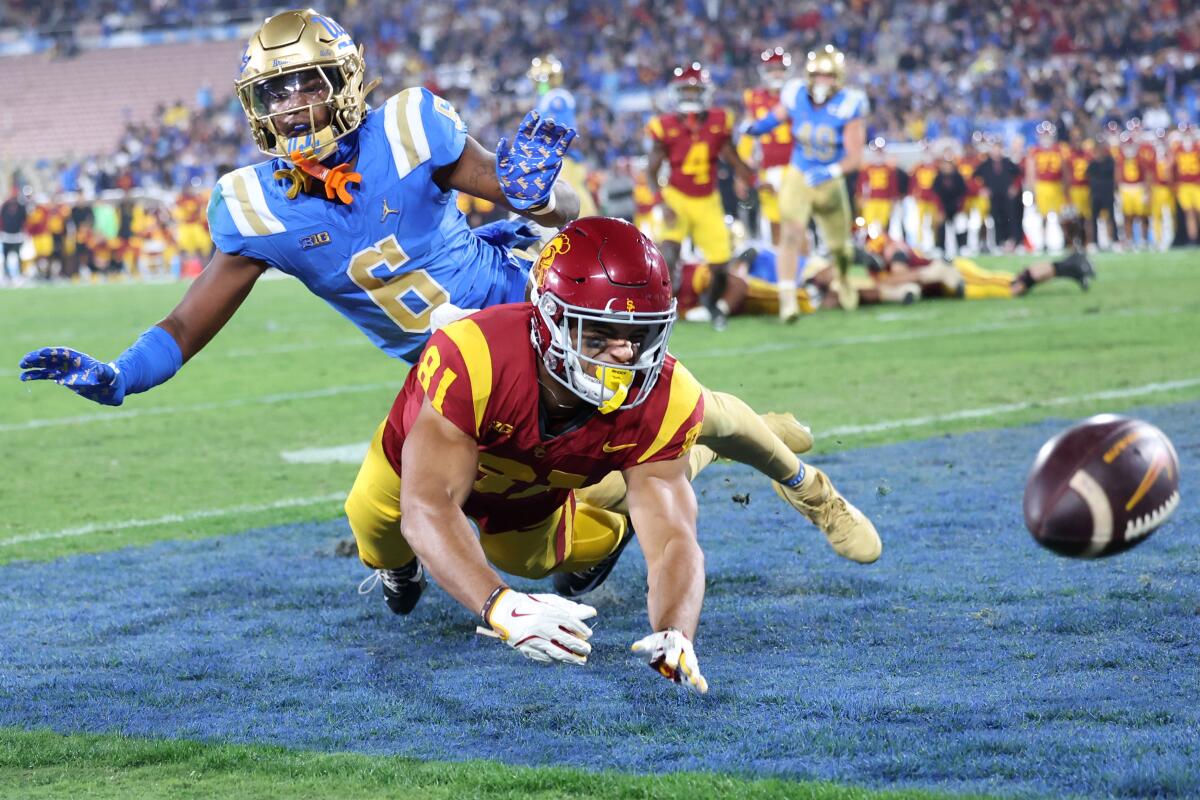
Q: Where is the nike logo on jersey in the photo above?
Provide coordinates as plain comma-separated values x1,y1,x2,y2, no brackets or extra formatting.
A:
380,198,400,223
602,442,638,453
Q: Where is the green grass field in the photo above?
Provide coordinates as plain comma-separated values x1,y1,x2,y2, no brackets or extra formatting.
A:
1,249,1197,798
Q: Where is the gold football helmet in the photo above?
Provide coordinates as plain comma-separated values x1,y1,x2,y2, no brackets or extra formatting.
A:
805,45,846,105
528,55,564,89
235,9,373,162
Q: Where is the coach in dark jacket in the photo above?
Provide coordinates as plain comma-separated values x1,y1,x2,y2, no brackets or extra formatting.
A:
974,141,1022,251
1086,144,1118,247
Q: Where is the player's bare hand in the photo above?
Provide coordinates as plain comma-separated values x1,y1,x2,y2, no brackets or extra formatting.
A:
631,629,708,694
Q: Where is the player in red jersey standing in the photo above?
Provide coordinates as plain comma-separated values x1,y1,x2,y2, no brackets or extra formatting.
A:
740,47,795,247
647,62,757,330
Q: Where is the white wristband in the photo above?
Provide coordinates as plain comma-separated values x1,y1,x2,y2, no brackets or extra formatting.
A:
528,184,559,217
828,163,844,179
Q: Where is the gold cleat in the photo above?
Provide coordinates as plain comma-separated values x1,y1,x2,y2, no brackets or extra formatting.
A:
773,467,881,563
761,412,813,454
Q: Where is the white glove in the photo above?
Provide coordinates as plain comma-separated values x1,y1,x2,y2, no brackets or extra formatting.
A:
631,629,709,694
429,303,477,333
477,589,597,666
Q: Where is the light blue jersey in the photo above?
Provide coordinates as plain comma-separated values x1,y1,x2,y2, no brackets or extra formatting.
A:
536,88,579,161
780,80,868,172
208,87,529,364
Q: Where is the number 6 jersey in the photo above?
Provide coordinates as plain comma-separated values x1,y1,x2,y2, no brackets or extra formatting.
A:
207,87,529,364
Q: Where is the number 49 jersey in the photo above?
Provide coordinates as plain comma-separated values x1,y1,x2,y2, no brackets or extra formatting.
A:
780,79,868,172
207,87,527,364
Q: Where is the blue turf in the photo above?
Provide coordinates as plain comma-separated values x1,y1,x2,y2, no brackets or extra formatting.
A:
2,404,1198,798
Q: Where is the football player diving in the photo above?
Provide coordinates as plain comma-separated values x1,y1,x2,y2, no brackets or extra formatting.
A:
18,10,880,607
349,217,746,692
743,45,867,320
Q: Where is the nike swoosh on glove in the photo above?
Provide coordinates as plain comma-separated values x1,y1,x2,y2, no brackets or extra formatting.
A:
478,589,597,665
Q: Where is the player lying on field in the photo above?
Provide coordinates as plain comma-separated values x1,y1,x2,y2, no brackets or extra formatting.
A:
346,219,879,692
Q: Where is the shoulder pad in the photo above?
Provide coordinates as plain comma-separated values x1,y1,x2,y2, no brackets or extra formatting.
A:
381,87,468,178
211,165,286,239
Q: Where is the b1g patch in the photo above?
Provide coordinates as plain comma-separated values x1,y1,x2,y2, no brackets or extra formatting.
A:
300,231,332,250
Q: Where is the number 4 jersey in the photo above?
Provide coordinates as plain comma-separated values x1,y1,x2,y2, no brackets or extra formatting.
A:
381,303,705,534
645,108,735,197
207,87,529,363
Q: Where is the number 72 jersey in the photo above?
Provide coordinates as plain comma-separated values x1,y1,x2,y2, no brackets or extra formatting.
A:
780,79,868,172
207,87,528,364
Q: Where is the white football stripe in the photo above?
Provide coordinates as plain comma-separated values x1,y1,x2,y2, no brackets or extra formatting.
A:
282,442,370,464
0,491,346,548
1069,470,1114,557
822,377,1200,437
384,92,411,178
405,86,432,163
0,381,400,433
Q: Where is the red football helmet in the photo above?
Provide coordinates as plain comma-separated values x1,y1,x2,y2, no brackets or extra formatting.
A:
529,218,676,413
758,47,792,90
669,62,712,114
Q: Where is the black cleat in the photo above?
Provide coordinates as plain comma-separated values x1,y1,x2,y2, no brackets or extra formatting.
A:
553,523,636,597
1056,251,1096,290
359,559,427,615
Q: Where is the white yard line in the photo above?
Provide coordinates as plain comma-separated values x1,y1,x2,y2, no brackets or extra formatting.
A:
282,442,370,464
7,378,1197,548
1,381,400,433
0,491,347,548
823,377,1200,437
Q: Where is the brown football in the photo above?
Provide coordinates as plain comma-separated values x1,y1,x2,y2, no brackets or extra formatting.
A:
1023,415,1181,558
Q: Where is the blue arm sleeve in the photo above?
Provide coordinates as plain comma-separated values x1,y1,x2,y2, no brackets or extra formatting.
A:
113,325,184,396
746,115,782,136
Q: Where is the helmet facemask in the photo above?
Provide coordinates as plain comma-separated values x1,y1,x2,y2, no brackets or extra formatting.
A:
671,82,712,115
531,289,676,414
240,62,362,163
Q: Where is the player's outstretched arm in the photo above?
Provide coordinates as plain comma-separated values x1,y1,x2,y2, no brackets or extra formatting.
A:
401,399,595,665
624,456,708,693
720,138,758,186
18,250,267,406
436,124,580,227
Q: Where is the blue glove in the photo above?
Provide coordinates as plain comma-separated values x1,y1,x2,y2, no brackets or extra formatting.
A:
803,164,840,187
19,347,127,406
742,115,780,137
472,219,541,250
495,110,577,211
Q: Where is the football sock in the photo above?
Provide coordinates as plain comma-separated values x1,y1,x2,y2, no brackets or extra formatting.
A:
698,388,801,484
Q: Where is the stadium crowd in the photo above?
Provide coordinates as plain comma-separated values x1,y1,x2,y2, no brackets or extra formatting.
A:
2,0,1199,284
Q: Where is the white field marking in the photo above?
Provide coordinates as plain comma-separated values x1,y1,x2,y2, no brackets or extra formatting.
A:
682,305,1186,360
282,442,370,464
0,491,347,548
822,378,1200,438
279,377,1200,466
1,381,400,434
5,305,1188,434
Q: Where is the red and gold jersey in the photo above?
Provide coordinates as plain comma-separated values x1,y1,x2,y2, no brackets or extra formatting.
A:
48,204,70,235
857,165,899,200
25,205,49,236
1174,147,1200,184
1067,149,1091,187
957,154,984,196
909,162,937,201
1137,143,1157,175
646,108,735,197
173,193,207,227
633,179,657,217
382,304,705,533
1118,152,1145,184
865,232,932,268
1152,153,1172,185
1029,144,1067,182
742,88,791,169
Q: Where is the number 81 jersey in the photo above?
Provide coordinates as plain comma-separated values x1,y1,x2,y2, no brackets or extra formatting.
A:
207,87,526,364
780,79,868,172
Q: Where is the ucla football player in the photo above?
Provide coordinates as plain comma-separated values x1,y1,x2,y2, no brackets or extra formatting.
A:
744,45,867,319
19,8,579,391
529,54,597,218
